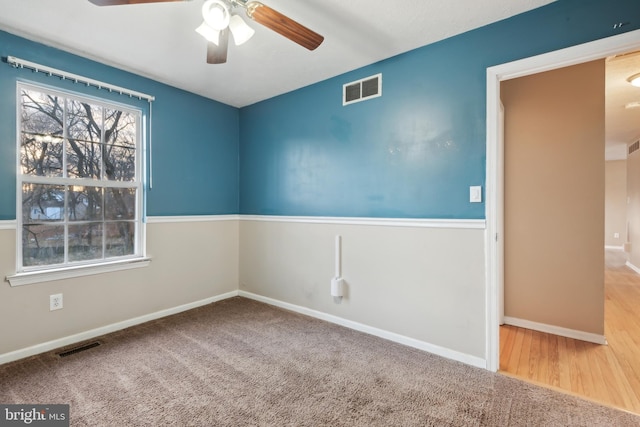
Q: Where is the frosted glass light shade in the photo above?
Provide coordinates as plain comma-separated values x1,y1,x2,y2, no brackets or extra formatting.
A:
196,22,220,45
229,15,255,46
202,0,230,31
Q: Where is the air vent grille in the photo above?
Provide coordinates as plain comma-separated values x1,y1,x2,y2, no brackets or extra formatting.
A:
345,84,361,103
629,140,640,155
57,341,101,358
343,73,382,106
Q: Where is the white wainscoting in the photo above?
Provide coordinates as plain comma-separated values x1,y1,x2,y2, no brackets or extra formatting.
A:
0,217,239,361
239,217,488,367
2,214,489,370
239,215,485,229
0,220,16,230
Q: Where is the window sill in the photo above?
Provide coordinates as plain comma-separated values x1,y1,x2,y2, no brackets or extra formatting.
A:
6,257,152,287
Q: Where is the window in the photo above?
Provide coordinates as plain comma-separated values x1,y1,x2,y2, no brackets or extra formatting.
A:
17,83,144,274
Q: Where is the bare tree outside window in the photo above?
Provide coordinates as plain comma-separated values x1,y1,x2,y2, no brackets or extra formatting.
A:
19,85,141,270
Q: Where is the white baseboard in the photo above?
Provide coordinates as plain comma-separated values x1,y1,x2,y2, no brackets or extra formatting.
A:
0,291,239,365
239,291,487,369
604,245,624,251
503,316,607,345
2,290,487,369
626,261,640,275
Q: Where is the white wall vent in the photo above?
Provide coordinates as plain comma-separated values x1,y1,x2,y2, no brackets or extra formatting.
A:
343,73,382,106
629,140,640,155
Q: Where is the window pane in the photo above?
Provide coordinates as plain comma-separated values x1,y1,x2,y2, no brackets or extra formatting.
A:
66,140,102,180
20,89,64,177
105,222,135,257
105,188,136,220
20,134,64,177
104,145,135,181
68,186,103,221
104,109,136,181
22,224,65,266
22,183,65,224
69,223,103,262
67,100,103,179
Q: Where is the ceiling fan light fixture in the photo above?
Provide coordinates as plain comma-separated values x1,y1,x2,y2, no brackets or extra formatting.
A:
628,73,640,87
195,21,220,44
202,0,230,31
89,0,324,64
229,14,255,46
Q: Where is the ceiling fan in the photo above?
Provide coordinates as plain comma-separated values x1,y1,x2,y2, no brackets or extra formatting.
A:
88,0,324,64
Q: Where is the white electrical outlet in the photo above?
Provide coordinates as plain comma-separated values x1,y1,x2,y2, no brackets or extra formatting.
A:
50,294,63,311
614,232,620,239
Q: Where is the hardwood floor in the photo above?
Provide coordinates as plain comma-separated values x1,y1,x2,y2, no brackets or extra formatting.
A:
499,249,640,414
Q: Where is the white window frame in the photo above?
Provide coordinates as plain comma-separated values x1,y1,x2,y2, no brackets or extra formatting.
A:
7,82,149,287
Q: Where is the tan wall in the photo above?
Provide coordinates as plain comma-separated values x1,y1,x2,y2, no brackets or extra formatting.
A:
628,148,640,268
501,60,605,335
0,219,239,356
239,220,487,360
605,160,627,248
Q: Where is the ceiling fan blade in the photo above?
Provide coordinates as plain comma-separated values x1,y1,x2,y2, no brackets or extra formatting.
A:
207,29,229,64
246,2,323,51
88,0,186,6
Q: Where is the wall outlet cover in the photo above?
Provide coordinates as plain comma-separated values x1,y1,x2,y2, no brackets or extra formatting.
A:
470,186,482,203
50,294,63,311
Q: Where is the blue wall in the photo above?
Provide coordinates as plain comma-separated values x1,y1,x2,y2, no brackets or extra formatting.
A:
0,30,239,220
2,0,639,221
239,0,640,218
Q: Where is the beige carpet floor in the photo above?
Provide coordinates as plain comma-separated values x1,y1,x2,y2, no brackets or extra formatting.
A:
1,297,639,426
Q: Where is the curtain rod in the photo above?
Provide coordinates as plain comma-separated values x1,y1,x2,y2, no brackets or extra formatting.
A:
6,55,155,102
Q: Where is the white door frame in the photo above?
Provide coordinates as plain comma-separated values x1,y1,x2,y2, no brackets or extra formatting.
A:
484,29,640,372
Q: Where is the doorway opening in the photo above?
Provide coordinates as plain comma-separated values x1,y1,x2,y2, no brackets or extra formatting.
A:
485,29,640,412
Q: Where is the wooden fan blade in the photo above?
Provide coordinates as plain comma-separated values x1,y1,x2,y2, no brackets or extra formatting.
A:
207,29,229,64
88,0,186,6
246,2,323,51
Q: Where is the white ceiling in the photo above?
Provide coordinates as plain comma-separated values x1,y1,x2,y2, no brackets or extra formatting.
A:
0,0,638,158
606,51,640,160
0,0,555,107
